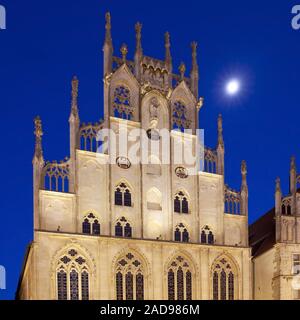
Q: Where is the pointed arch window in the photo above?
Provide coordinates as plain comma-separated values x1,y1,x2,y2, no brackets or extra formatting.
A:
212,256,238,300
113,86,132,120
82,213,101,236
174,191,189,214
167,255,193,300
174,223,189,242
56,249,90,300
172,101,191,132
115,252,145,300
115,182,132,207
201,225,214,244
115,217,132,238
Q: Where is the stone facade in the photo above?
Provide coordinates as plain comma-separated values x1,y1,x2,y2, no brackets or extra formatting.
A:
17,13,252,300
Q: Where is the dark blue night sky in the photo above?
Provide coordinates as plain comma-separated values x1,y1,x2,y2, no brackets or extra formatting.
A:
0,0,299,299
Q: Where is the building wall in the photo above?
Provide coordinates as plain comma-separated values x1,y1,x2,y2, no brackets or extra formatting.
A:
19,231,252,300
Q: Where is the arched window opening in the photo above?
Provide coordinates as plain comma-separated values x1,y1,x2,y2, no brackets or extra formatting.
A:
212,256,238,300
113,86,132,120
201,226,214,244
56,249,90,300
115,182,132,207
174,223,189,242
82,213,100,236
172,101,191,132
115,252,145,300
167,255,193,300
174,191,189,214
115,217,132,238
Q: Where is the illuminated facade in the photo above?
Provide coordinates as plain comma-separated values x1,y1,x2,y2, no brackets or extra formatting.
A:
17,13,252,300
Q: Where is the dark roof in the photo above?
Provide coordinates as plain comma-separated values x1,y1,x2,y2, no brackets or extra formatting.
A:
15,242,32,300
249,208,276,258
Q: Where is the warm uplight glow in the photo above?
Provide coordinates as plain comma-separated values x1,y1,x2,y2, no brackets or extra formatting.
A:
226,79,240,95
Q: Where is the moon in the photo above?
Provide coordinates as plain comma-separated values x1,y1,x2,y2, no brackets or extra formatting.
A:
226,79,240,95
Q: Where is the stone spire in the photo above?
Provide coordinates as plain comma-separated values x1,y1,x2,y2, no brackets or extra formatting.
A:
275,177,282,216
134,22,143,80
240,160,248,216
216,114,225,175
290,156,297,215
33,116,44,230
103,12,113,76
69,76,80,193
33,116,43,161
165,32,173,88
69,76,79,120
190,41,199,98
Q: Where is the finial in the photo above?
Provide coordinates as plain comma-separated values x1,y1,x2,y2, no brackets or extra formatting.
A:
121,43,128,63
135,22,142,53
276,177,281,192
105,12,112,45
191,42,198,69
218,114,224,147
34,116,43,159
179,62,186,80
70,76,79,119
241,160,247,176
165,32,172,66
291,156,296,170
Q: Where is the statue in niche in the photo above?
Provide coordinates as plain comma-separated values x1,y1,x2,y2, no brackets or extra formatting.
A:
149,97,159,128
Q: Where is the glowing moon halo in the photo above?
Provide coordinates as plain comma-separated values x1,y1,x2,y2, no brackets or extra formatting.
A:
226,79,240,95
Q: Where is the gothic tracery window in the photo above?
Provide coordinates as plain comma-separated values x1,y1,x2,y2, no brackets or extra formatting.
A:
115,182,132,207
172,101,191,132
115,252,145,300
56,249,90,300
174,191,189,214
200,225,215,244
113,86,132,120
212,256,237,300
174,223,189,242
82,213,101,236
115,217,132,238
167,256,193,300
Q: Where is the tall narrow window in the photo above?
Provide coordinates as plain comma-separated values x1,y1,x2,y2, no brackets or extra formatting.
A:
174,228,181,242
167,256,193,300
92,220,100,235
228,272,234,300
208,231,214,244
81,271,89,300
124,223,132,238
182,229,189,243
213,271,218,300
124,190,132,207
174,197,181,213
168,270,175,300
115,222,123,237
57,269,67,300
115,252,145,300
70,270,79,300
116,272,123,300
220,270,226,300
186,271,192,300
82,219,91,234
136,273,144,300
182,198,188,214
56,249,90,300
115,188,123,205
177,268,184,300
201,230,207,244
126,272,134,300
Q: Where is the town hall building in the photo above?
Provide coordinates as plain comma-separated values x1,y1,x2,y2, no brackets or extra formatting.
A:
16,13,252,300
